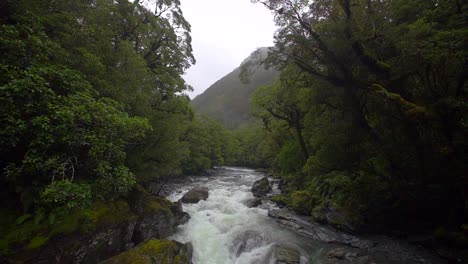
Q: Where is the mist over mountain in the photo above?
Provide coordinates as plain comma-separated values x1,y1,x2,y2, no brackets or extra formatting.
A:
191,47,278,128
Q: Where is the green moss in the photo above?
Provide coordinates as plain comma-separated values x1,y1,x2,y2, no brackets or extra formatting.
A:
0,200,137,256
27,236,48,249
271,194,290,206
101,239,191,264
127,184,174,217
81,200,136,231
289,191,317,216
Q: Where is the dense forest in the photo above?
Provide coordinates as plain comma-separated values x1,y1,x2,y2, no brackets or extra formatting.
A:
242,0,467,251
0,0,242,257
0,0,467,262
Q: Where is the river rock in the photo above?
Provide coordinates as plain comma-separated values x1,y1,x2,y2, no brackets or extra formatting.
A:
273,244,301,264
100,239,192,264
268,209,373,249
180,186,209,203
327,247,359,261
245,198,262,208
252,177,272,197
232,230,265,256
184,242,193,261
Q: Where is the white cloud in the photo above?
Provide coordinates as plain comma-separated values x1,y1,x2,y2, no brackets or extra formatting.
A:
179,0,277,98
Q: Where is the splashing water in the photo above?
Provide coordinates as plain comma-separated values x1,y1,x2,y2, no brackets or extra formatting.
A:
167,167,326,264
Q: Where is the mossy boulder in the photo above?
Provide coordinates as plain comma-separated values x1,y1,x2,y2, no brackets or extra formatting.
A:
128,185,189,243
100,239,192,264
1,185,189,264
311,204,357,233
2,200,138,264
289,191,317,216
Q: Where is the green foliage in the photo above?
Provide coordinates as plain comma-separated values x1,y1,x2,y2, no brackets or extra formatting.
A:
276,141,304,174
101,239,191,264
40,180,92,213
0,0,206,252
289,191,317,216
94,165,137,200
250,0,467,230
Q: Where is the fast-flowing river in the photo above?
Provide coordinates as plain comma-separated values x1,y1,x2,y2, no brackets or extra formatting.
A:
166,167,328,264
165,167,446,264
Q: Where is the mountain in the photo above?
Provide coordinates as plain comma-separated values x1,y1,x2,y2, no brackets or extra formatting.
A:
191,47,278,129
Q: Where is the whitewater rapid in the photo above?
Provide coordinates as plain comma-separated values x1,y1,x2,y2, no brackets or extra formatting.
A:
166,167,326,264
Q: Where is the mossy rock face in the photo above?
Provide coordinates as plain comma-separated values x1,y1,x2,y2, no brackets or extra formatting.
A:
289,191,316,216
0,200,137,258
100,239,192,264
311,204,358,233
1,200,138,264
127,185,189,243
2,186,189,263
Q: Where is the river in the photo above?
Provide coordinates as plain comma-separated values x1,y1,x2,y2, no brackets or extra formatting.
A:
165,167,446,264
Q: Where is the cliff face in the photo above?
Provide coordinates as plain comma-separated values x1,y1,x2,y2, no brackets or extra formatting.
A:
191,47,278,129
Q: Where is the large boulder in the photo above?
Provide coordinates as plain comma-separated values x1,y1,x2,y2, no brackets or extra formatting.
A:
272,244,301,264
127,185,189,243
180,187,209,204
100,239,192,264
232,230,265,256
251,177,272,197
245,198,262,208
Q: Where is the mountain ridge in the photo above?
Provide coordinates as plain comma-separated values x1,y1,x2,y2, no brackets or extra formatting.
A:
191,47,278,128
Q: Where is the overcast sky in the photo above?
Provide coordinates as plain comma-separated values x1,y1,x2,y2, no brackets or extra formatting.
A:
179,0,277,99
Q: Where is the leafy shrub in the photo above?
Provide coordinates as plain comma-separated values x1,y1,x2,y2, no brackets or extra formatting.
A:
289,191,317,215
40,180,92,213
95,164,136,200
275,140,304,174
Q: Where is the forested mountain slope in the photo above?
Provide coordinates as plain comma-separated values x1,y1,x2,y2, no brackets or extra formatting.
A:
191,47,278,128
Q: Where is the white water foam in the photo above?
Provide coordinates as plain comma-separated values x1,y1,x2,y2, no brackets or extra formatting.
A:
167,168,324,264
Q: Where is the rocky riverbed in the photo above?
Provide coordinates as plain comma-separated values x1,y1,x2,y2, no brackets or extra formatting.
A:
163,167,447,264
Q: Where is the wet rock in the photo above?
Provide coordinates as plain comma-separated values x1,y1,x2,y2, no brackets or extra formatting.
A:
180,186,209,203
232,230,265,256
312,205,356,233
327,247,358,261
268,209,373,249
273,244,301,264
100,239,192,264
252,177,272,197
184,242,193,261
128,185,189,243
245,198,262,208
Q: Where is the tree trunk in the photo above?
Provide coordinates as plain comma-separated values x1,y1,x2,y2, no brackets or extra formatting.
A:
294,123,309,160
